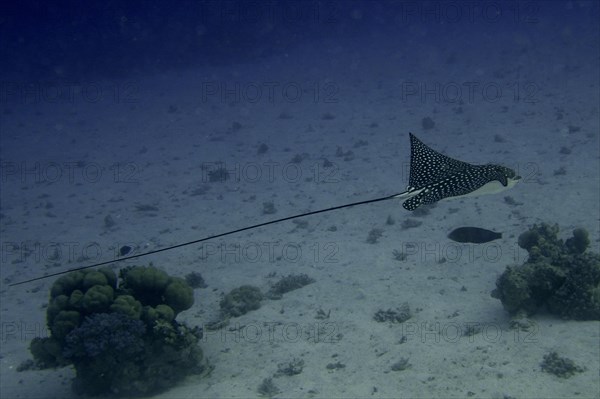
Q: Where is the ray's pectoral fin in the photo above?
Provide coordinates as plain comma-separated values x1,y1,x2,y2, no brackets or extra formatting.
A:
401,189,435,210
402,195,422,211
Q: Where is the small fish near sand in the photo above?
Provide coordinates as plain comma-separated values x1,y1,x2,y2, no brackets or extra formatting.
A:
448,227,502,244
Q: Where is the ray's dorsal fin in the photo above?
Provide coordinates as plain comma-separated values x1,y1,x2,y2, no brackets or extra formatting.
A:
9,132,520,286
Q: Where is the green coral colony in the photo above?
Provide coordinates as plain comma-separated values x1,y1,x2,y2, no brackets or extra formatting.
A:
25,223,598,395
30,265,202,396
493,224,600,320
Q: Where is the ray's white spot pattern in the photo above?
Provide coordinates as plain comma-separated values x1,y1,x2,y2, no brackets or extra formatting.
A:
402,133,519,210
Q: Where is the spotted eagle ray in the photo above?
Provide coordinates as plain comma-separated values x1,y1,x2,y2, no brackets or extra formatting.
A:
10,133,520,286
395,133,520,210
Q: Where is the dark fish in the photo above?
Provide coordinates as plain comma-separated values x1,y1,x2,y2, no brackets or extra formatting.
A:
119,245,132,256
448,227,502,244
